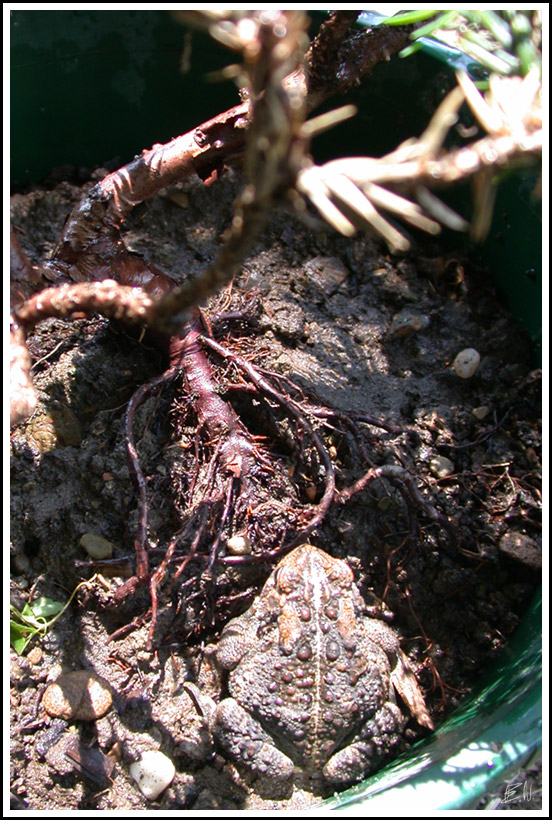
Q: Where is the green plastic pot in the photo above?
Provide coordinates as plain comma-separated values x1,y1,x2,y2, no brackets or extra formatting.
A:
324,592,541,810
10,10,542,811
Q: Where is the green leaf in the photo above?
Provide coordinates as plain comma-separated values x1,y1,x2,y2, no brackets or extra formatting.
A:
10,619,29,638
399,42,424,59
11,605,45,632
382,10,440,26
407,11,458,40
31,596,65,618
478,11,513,49
9,576,100,654
10,621,32,655
9,598,63,655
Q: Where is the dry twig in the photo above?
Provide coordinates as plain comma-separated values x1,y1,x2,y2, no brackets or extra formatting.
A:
298,68,542,251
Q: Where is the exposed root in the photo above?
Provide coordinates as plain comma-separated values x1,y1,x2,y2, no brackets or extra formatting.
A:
112,367,179,603
200,333,337,555
110,307,454,647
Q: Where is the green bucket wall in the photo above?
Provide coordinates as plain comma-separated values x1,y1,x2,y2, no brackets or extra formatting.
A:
10,10,542,811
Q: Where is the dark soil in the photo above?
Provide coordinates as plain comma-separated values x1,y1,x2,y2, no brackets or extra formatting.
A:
10,169,541,810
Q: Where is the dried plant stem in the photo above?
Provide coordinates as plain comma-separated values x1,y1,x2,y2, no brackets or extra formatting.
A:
305,12,413,109
11,11,311,425
50,102,250,275
14,280,155,327
42,13,411,281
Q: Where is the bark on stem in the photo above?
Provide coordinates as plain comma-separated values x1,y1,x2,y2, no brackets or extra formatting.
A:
11,12,411,425
171,310,254,477
305,12,412,110
14,280,155,327
51,103,250,271
49,14,412,275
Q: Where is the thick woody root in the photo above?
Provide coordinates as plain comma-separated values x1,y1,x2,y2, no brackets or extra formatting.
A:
11,11,459,647
120,326,335,646
113,310,453,647
10,14,413,418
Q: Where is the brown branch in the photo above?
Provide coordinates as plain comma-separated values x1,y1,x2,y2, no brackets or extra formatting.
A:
7,12,431,426
50,103,250,274
47,14,411,278
14,280,155,327
173,319,236,439
28,12,309,325
10,318,37,427
133,10,310,332
305,12,413,109
201,334,336,553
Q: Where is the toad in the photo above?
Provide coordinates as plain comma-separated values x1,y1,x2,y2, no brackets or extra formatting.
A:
209,544,433,790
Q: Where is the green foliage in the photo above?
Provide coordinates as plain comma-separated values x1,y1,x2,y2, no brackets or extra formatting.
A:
10,575,100,655
383,9,541,80
10,597,65,655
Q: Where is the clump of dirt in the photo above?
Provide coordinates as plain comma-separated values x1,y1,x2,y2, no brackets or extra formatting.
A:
10,169,541,810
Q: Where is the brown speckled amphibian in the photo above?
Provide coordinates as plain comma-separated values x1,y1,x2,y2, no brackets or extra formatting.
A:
210,544,433,789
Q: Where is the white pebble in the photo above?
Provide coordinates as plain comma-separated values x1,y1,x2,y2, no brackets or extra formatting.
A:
453,348,481,379
430,456,455,478
472,405,490,420
79,533,114,559
227,534,252,555
130,750,175,800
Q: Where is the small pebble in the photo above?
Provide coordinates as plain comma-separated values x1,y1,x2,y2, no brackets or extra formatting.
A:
107,741,123,763
304,256,348,295
227,534,252,555
130,750,176,800
453,348,481,379
387,309,429,340
26,646,43,665
42,671,113,720
472,405,491,420
79,533,114,560
499,532,542,571
430,455,455,478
